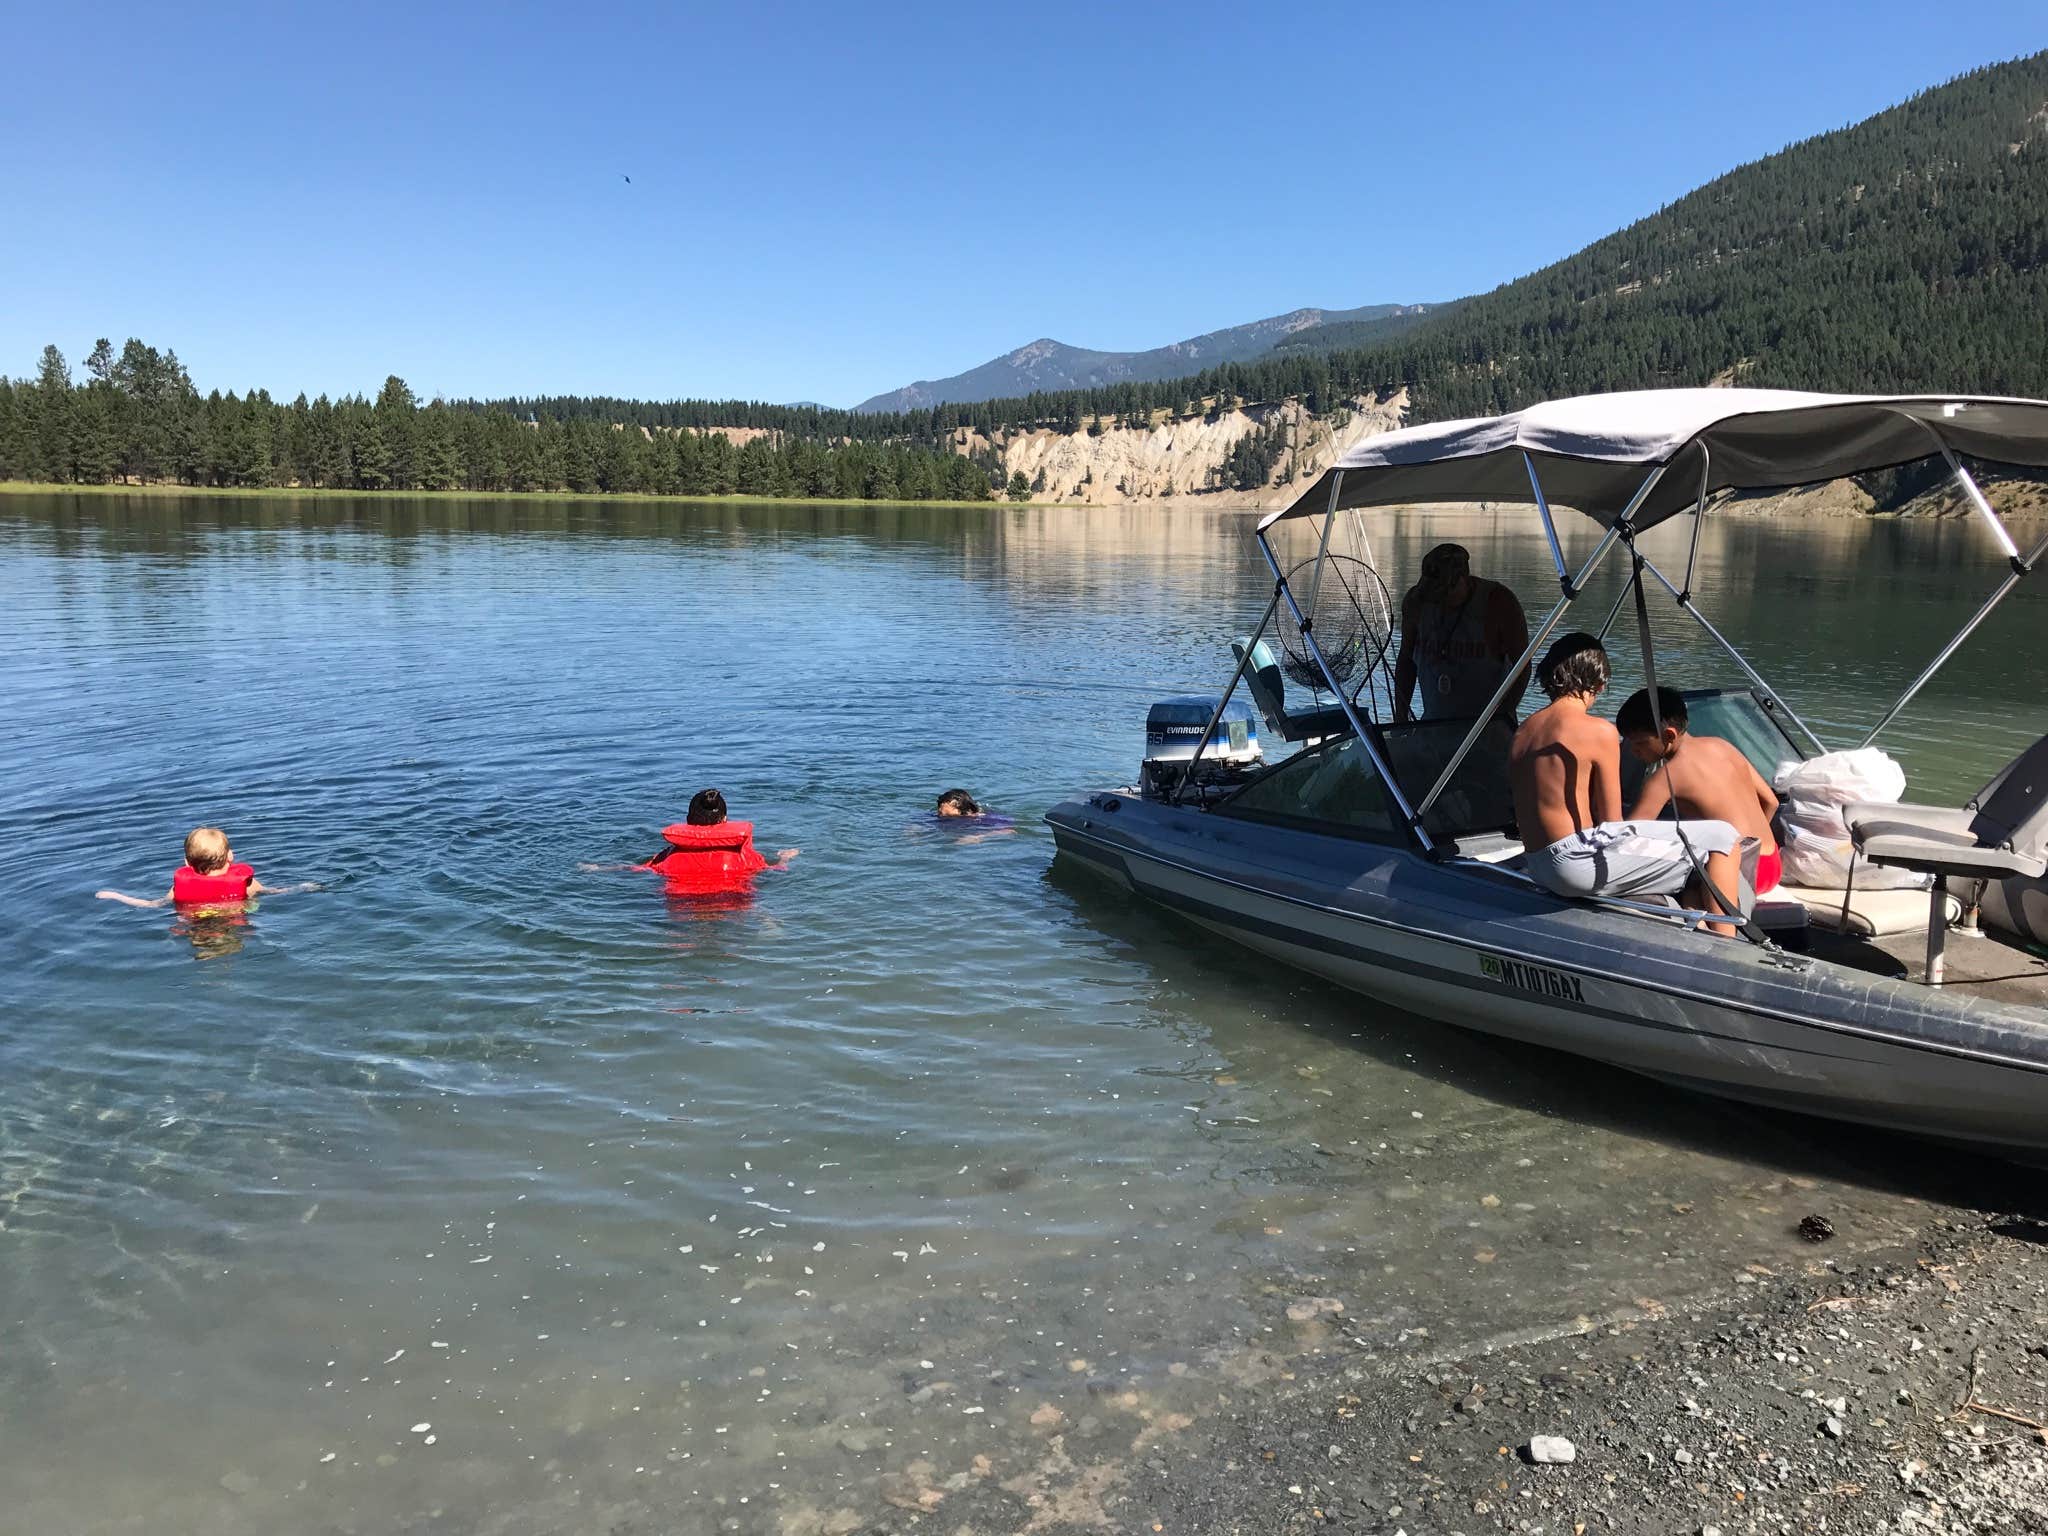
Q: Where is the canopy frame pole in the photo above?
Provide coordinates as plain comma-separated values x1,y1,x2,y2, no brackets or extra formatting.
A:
1171,584,1284,806
1889,408,2022,565
1634,554,1830,754
1594,576,1634,641
1412,463,1665,825
1857,525,2048,749
1523,452,1572,592
1681,444,1711,598
1255,528,1433,852
1304,470,1346,645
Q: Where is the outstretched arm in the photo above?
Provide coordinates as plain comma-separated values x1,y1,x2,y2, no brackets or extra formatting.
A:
766,848,800,869
1489,587,1531,716
249,880,319,896
1746,760,1780,828
1629,759,1672,822
1392,591,1419,724
96,889,170,909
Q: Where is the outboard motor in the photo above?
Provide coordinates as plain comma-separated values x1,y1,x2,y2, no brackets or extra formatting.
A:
1141,696,1262,802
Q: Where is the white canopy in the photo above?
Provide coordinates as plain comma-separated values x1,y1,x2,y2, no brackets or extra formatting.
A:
1261,389,2048,532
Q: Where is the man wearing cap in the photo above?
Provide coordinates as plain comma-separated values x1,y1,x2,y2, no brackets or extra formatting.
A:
1393,543,1530,725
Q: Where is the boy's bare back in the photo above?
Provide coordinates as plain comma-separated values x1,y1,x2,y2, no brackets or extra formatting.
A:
1509,699,1623,849
1635,733,1778,852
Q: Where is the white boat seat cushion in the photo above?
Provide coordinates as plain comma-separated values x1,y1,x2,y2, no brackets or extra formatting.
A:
1775,883,1959,938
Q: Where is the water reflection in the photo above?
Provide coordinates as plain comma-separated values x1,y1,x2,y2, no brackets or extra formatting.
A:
0,491,2042,1534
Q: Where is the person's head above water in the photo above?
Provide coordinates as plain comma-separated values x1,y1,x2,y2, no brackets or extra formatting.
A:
183,825,232,873
935,788,984,819
1536,632,1610,702
686,788,729,826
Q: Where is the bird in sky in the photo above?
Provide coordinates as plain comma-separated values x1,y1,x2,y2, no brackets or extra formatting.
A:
621,173,632,184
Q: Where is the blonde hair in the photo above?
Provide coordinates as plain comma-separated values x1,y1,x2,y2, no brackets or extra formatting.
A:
184,826,231,873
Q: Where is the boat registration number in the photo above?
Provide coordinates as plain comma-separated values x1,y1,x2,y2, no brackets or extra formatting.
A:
1479,954,1586,1002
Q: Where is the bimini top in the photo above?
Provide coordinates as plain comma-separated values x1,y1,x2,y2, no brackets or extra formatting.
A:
1261,388,2048,533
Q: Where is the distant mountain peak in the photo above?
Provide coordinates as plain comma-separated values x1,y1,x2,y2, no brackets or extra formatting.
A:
853,304,1441,414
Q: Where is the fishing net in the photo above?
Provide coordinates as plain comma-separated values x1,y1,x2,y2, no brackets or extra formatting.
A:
1275,552,1395,715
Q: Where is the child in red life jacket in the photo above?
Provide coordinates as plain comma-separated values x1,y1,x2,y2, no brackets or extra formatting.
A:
96,825,312,909
636,789,797,892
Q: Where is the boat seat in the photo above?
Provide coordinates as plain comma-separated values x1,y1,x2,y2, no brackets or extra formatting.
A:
1230,638,1352,743
1774,883,1962,939
1846,730,2048,982
1844,729,2048,856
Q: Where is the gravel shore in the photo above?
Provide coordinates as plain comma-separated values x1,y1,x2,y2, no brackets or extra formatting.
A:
819,1211,2048,1536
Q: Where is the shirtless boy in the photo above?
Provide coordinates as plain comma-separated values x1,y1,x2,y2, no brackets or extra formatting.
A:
1508,634,1745,934
1617,687,1782,896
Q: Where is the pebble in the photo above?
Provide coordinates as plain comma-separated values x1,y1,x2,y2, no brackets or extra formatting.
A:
1673,1447,1693,1465
1823,1416,1846,1438
1286,1297,1345,1323
1524,1435,1576,1465
1457,1393,1483,1415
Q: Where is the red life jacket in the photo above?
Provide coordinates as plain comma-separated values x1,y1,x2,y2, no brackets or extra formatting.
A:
172,862,255,904
647,821,768,892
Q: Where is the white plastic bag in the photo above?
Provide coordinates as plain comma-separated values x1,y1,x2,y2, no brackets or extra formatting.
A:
1772,750,1929,891
1772,748,1906,809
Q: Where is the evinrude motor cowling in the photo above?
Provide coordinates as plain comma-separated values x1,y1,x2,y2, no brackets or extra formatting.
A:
1140,696,1262,802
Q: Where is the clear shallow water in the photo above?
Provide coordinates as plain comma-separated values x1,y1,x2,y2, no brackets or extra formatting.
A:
1,492,2043,1535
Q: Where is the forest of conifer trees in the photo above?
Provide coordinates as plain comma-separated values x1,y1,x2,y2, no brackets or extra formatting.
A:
0,343,1001,500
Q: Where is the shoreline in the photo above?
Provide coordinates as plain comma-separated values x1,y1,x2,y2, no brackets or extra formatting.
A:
5,480,2042,523
0,479,1041,512
857,1208,2048,1536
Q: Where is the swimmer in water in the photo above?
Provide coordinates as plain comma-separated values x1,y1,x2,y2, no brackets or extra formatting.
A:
929,788,1016,843
644,789,798,874
581,789,797,880
95,825,316,908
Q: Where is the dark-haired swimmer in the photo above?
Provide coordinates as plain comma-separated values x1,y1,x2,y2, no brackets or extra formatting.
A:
579,788,797,881
929,788,1015,843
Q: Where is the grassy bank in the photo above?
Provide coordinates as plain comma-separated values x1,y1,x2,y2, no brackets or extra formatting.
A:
0,479,1039,511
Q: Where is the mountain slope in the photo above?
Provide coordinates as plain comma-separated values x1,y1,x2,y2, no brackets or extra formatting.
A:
852,303,1441,413
1262,53,2048,416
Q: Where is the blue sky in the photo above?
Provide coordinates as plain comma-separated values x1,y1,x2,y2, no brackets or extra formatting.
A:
3,1,2041,407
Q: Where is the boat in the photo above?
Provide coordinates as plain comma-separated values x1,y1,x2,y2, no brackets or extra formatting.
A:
1047,389,2048,1156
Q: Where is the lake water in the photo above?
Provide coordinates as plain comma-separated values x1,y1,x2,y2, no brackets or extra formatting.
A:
2,491,2043,1535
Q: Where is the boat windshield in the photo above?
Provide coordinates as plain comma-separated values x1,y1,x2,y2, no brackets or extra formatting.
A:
1217,736,1403,841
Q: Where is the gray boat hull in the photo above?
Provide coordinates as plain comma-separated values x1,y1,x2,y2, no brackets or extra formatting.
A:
1047,794,2048,1156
